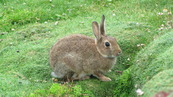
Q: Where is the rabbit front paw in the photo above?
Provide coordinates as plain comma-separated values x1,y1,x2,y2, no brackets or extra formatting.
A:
99,76,112,81
94,72,112,81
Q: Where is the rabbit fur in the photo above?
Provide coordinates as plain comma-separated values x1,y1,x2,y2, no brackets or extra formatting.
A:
50,15,121,81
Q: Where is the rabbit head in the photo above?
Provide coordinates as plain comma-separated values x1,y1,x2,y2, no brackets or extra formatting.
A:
92,15,121,58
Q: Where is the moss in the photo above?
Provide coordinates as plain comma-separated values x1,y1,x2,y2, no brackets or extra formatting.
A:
131,31,173,96
0,74,52,96
30,83,94,97
114,68,134,97
133,31,173,86
142,69,173,97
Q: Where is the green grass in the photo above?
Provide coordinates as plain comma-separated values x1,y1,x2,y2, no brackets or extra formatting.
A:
131,31,173,96
142,69,173,97
133,31,173,85
0,0,173,96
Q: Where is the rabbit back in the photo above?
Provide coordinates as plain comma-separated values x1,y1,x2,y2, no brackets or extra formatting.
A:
50,15,121,81
50,34,116,78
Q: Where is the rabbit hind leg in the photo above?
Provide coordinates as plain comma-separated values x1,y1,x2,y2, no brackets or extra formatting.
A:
71,72,90,81
52,63,72,79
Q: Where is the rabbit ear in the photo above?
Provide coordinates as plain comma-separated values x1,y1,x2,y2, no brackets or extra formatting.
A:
92,21,100,40
100,15,105,36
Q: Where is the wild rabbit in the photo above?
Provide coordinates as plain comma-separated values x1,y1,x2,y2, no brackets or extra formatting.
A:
50,15,121,81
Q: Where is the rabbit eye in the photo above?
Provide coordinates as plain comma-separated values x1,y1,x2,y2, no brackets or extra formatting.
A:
105,42,110,47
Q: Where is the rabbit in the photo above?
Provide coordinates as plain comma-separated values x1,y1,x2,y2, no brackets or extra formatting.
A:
50,15,121,81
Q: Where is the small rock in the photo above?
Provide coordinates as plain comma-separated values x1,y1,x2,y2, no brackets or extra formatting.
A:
158,12,163,15
108,70,112,72
137,44,145,47
9,43,13,45
55,21,59,25
158,27,164,31
168,12,172,15
127,58,130,61
163,8,168,13
136,89,144,96
52,78,58,82
135,84,138,88
11,28,15,31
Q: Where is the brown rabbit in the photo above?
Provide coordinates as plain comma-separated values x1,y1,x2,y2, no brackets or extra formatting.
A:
50,15,121,81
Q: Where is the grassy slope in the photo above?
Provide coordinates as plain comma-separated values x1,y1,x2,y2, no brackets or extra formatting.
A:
142,69,173,97
131,31,173,97
0,0,173,96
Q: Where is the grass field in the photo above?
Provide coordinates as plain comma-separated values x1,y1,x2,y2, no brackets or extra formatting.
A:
0,0,173,96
